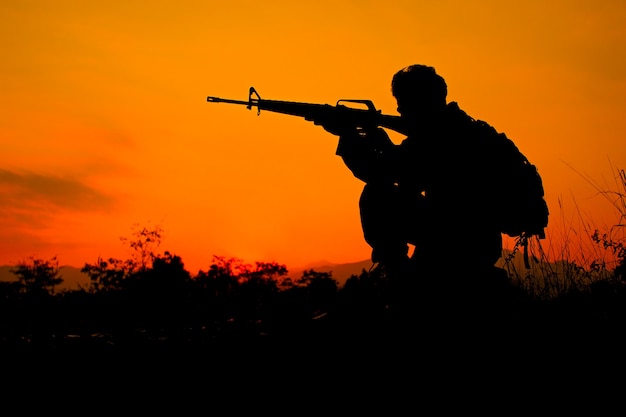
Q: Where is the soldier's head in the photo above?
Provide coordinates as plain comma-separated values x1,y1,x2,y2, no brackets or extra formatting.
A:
391,65,447,119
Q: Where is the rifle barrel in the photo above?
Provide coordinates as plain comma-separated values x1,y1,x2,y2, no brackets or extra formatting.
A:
206,96,250,106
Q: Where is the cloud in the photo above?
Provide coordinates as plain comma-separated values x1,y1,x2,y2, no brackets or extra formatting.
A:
0,168,115,212
0,168,119,260
0,168,117,241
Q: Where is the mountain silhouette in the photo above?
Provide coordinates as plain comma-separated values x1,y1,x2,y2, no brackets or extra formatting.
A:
289,259,374,286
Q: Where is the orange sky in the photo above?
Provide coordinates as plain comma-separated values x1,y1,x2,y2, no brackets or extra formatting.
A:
1,0,625,274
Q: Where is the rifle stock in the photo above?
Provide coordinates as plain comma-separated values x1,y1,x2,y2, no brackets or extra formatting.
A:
206,87,408,135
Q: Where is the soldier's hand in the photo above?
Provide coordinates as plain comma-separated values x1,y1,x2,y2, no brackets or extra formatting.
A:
365,127,394,152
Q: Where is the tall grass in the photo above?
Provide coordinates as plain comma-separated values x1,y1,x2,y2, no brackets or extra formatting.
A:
500,166,625,301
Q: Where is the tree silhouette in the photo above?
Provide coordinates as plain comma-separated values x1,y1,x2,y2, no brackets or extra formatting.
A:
295,269,339,317
82,224,165,293
123,251,192,338
194,255,248,321
10,256,63,297
119,223,164,271
6,256,63,346
81,257,135,293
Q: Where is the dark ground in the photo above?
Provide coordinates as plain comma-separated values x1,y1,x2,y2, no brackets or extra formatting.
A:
3,303,624,413
3,272,626,412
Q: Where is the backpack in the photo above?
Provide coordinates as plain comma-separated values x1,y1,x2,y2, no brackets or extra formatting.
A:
472,118,549,267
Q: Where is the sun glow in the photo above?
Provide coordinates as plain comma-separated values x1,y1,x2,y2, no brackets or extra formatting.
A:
1,1,625,274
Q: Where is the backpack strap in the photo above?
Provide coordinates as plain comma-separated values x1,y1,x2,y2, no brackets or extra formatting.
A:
517,232,547,269
520,234,531,269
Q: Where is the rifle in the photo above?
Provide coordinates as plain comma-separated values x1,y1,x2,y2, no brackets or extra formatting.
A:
206,87,408,135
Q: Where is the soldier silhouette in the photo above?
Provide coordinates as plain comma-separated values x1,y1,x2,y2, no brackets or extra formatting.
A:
316,64,509,317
